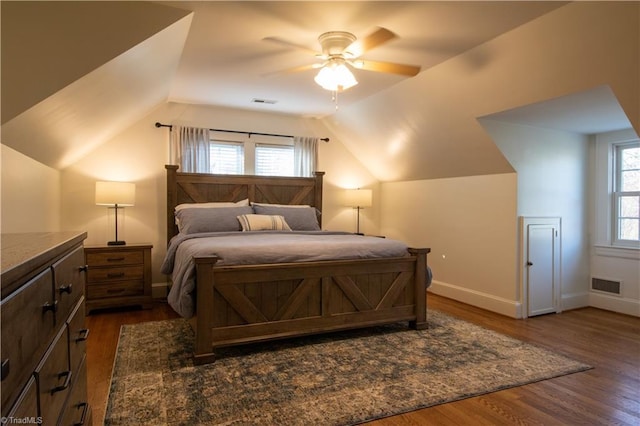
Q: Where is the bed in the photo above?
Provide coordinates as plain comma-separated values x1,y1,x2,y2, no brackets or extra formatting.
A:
163,164,431,364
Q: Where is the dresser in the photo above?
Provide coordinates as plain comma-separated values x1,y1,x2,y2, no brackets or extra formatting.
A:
84,244,153,313
1,232,91,425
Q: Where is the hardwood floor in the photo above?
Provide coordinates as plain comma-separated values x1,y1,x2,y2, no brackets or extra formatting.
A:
86,294,640,425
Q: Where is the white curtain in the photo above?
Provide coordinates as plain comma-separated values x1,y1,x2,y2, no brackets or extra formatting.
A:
169,125,211,173
293,136,318,177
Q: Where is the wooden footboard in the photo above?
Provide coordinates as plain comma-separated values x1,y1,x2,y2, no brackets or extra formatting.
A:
192,248,430,364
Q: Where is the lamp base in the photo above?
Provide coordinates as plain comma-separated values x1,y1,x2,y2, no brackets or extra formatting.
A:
107,240,126,246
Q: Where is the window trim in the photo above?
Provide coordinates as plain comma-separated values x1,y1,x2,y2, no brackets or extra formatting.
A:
209,134,294,176
612,141,640,247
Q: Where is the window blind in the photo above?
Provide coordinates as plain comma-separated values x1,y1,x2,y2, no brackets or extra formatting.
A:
255,144,294,176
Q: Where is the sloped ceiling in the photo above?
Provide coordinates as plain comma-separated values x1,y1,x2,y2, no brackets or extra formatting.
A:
320,1,639,181
1,1,192,169
1,1,637,180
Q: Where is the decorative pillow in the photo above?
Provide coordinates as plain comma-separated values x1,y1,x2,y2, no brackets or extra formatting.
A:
175,199,249,212
250,202,310,208
176,205,253,234
252,204,320,231
237,214,292,231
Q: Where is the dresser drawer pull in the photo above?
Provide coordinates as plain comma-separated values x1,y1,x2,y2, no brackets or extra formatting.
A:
59,283,73,294
74,402,89,426
51,370,72,394
79,265,89,272
42,300,58,314
107,257,126,262
76,328,90,342
1,359,9,381
107,272,126,279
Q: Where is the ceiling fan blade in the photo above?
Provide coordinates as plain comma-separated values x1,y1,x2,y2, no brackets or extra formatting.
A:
262,63,321,77
262,36,322,57
354,59,421,77
345,27,397,58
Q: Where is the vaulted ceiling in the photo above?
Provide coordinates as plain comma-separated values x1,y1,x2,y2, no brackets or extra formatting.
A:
1,1,637,180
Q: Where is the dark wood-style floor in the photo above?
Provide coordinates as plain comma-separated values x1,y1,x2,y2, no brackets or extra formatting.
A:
86,294,640,425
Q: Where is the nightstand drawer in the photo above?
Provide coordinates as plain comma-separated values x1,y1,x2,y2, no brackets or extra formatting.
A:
86,250,143,267
84,244,152,313
87,265,143,283
86,281,143,299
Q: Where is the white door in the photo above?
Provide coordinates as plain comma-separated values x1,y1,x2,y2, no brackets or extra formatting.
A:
523,218,561,316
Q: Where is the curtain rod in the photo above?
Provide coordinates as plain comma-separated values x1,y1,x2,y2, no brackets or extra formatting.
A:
155,122,329,142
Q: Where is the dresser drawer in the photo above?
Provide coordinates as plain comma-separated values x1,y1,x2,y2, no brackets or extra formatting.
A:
67,297,88,375
53,246,86,325
59,354,91,426
86,280,144,299
86,250,143,267
7,376,38,421
35,325,71,424
1,269,56,413
87,265,143,283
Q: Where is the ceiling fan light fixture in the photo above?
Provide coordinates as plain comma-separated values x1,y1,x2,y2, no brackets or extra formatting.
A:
314,62,358,92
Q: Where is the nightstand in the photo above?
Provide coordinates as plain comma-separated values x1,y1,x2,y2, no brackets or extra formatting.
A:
84,244,152,313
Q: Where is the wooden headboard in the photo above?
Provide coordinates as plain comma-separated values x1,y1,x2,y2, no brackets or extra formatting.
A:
165,165,325,243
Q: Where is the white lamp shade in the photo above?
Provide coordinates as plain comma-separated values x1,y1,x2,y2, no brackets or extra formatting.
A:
345,189,372,208
95,181,135,206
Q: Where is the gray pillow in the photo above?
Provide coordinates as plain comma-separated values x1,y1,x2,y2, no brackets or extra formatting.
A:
176,206,253,234
252,205,320,231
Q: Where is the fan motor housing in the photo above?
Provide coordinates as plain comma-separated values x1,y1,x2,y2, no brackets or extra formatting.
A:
318,31,357,56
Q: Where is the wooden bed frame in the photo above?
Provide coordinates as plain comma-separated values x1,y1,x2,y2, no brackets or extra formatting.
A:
166,165,430,364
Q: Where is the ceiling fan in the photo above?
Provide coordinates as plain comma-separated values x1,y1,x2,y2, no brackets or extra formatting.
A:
263,27,421,93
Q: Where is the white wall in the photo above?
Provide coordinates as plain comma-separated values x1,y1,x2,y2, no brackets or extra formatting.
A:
590,129,640,316
1,144,61,232
61,102,377,290
322,1,639,182
380,173,519,317
480,120,591,313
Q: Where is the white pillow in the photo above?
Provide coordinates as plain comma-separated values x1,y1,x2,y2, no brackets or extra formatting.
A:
237,214,292,231
250,202,310,208
175,199,249,212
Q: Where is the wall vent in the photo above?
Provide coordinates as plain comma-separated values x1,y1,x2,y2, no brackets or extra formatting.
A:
591,277,622,295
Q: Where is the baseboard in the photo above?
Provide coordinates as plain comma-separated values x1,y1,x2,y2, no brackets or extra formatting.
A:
561,292,589,312
152,282,169,300
428,280,522,318
589,292,640,317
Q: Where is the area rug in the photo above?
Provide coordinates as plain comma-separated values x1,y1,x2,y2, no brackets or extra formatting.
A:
104,310,590,425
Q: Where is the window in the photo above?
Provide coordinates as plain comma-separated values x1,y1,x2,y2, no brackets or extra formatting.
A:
209,137,297,176
210,141,243,174
613,141,640,245
255,144,294,176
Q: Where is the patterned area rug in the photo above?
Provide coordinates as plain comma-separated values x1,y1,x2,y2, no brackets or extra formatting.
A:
104,310,590,425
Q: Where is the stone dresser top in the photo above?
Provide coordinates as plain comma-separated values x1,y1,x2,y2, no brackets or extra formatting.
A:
1,231,87,298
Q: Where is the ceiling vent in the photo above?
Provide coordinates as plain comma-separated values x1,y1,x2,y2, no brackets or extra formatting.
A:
251,98,277,105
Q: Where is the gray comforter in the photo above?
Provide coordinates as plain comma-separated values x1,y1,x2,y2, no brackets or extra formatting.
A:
161,231,409,318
